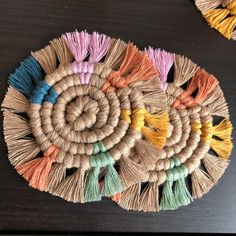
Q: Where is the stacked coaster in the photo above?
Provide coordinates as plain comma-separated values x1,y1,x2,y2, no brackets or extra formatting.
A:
195,0,236,40
2,30,233,212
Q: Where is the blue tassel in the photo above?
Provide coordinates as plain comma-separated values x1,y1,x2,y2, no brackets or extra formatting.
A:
9,56,43,97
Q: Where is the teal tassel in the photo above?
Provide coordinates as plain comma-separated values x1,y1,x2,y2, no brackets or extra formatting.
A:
9,56,43,97
160,180,178,210
101,164,124,197
174,177,193,207
84,167,101,202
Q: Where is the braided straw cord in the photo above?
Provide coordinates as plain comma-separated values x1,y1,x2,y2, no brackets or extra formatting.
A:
194,0,236,40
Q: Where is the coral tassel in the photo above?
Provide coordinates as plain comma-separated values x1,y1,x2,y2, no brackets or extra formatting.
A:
16,145,58,191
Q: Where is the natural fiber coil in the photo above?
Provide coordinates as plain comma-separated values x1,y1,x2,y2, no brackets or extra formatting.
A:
112,47,233,212
2,30,169,203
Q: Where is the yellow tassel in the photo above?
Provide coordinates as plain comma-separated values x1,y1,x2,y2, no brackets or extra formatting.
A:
122,108,169,148
141,127,167,148
201,119,233,159
203,9,229,28
210,138,233,159
227,0,236,14
142,111,169,148
211,119,233,140
144,112,169,133
215,16,236,39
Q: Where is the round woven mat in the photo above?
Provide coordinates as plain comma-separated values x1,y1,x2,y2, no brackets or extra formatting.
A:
2,30,233,212
195,0,236,40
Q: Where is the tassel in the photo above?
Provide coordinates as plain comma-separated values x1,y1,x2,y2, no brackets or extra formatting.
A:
189,69,219,105
103,38,127,70
32,45,57,74
47,163,66,192
119,155,148,188
101,164,124,197
144,112,169,134
8,139,40,167
173,55,199,86
53,168,85,203
3,110,31,143
145,47,174,90
102,43,157,92
88,32,111,62
191,168,214,198
139,182,159,212
8,56,43,97
141,127,167,149
210,119,233,159
50,37,73,65
1,87,29,113
118,183,141,211
203,153,229,184
130,79,168,111
202,85,229,117
63,30,90,62
174,69,219,108
160,180,177,210
16,145,57,191
195,0,223,13
203,9,229,28
210,138,233,159
174,177,192,207
215,16,236,39
211,118,232,140
134,140,165,169
84,167,101,202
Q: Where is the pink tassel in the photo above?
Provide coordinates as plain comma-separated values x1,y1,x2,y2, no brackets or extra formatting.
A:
145,47,174,90
89,32,111,62
63,30,90,61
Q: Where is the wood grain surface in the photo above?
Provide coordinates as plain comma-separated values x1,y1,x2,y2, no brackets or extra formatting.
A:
0,0,236,233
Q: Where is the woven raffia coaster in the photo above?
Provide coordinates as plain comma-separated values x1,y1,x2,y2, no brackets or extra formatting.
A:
194,0,236,40
1,30,233,212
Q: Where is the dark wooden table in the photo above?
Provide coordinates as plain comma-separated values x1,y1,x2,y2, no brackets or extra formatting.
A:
0,0,236,234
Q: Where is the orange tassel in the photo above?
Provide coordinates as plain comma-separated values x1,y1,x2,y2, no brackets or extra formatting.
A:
173,69,218,109
102,43,158,92
16,145,58,191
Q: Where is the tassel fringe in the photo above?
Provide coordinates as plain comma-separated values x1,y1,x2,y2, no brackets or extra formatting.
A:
118,183,141,211
50,37,73,65
191,168,214,198
139,182,159,212
2,87,29,113
16,146,58,191
32,45,57,74
174,55,199,87
203,153,229,184
53,168,85,203
119,155,148,188
3,110,31,143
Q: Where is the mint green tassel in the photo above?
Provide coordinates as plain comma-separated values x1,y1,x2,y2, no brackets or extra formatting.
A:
101,164,124,197
174,177,192,207
160,180,178,210
84,167,101,202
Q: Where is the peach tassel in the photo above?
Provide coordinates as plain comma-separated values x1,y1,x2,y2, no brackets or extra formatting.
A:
16,145,58,191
